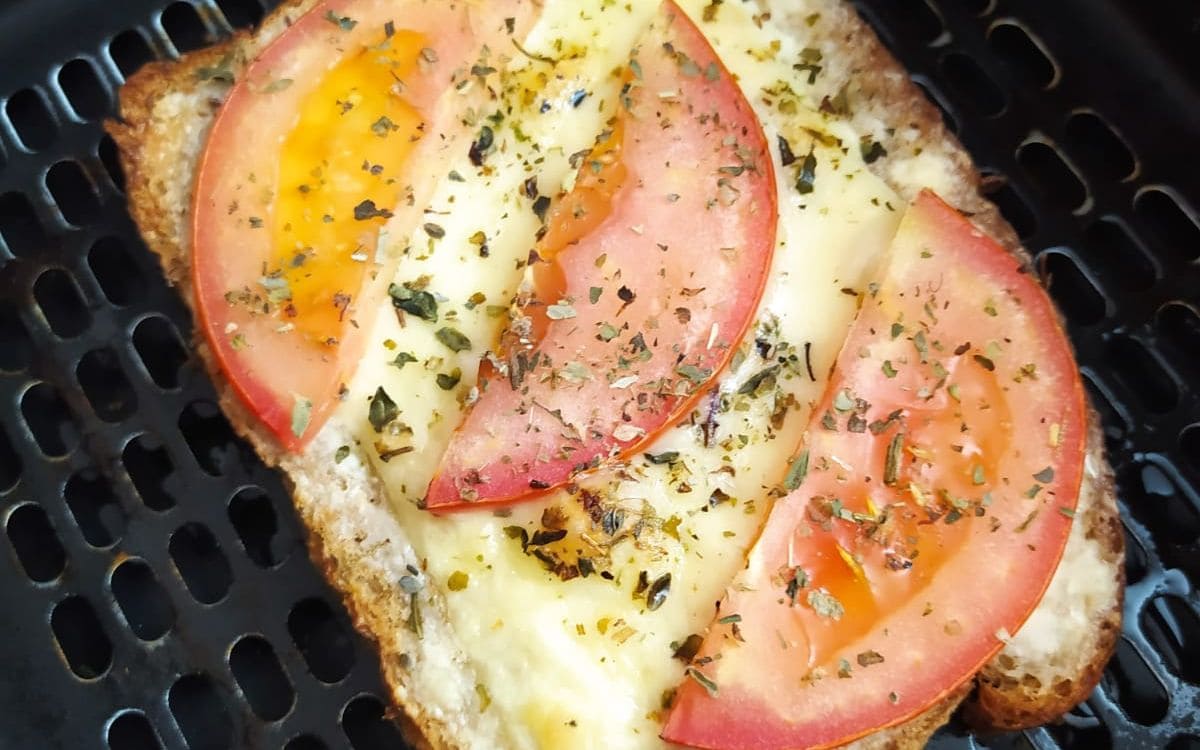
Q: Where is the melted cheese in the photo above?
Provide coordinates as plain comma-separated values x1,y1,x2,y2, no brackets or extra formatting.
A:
332,2,902,747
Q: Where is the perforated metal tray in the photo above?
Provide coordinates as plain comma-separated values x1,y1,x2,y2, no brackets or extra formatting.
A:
0,1,1196,748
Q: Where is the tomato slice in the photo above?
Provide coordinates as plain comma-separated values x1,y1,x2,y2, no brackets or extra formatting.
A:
192,0,532,450
425,0,777,509
662,191,1087,750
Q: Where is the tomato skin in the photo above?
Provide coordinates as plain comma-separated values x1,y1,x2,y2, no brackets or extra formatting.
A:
662,191,1086,750
425,0,778,510
191,0,531,450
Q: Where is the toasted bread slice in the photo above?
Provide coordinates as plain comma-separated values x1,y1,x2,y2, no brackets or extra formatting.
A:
108,0,1123,747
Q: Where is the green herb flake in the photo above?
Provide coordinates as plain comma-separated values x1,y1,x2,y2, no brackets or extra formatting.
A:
334,445,351,463
436,368,462,390
546,302,577,320
783,450,810,491
1033,466,1055,483
685,667,718,696
324,10,358,30
785,567,808,605
890,322,905,339
368,387,399,432
857,650,885,667
795,150,818,195
435,327,472,352
972,465,986,486
807,589,845,620
589,286,603,304
262,78,293,94
832,389,855,412
291,396,312,439
881,360,898,378
447,571,469,591
388,283,438,321
391,352,418,369
884,433,904,486
1058,506,1076,519
598,323,619,341
675,364,712,384
644,451,679,465
717,614,742,625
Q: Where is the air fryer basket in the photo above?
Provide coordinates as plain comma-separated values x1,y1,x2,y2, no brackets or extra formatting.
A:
0,0,1196,748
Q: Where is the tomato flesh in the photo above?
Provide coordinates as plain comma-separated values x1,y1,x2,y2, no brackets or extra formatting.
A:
192,0,532,449
662,191,1087,750
425,1,778,509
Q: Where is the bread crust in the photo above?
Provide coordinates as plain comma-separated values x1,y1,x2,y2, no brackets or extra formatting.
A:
108,1,1123,748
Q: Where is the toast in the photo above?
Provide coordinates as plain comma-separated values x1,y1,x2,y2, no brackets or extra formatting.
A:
108,0,1123,747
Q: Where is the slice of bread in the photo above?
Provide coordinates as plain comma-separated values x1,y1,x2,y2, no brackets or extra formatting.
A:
108,1,1123,747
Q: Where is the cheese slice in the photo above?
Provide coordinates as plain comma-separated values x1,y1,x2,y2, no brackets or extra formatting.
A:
333,1,903,747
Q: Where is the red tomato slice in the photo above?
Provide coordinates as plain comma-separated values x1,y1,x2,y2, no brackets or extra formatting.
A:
192,0,532,450
425,1,777,509
662,191,1087,750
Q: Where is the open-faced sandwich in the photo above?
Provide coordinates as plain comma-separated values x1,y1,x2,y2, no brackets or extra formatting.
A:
108,1,1125,747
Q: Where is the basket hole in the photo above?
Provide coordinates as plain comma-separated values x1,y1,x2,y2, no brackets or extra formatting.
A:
981,175,1037,240
910,77,958,134
0,426,20,493
21,382,79,458
284,736,328,750
47,160,102,226
34,268,90,337
1041,699,1112,748
0,191,49,258
179,400,241,476
133,316,188,389
98,135,126,193
1169,736,1200,750
1157,302,1200,379
6,88,58,151
939,52,1005,116
229,486,294,567
168,673,232,750
123,434,176,511
1135,187,1200,262
1122,462,1199,549
1141,595,1200,683
169,522,233,604
1182,424,1200,477
112,559,175,641
1082,370,1129,439
1040,250,1106,326
216,0,266,29
51,595,112,679
1064,111,1136,182
7,503,67,582
1122,523,1149,585
1104,336,1179,414
65,470,125,548
1081,217,1156,292
1104,637,1169,725
288,598,356,683
78,348,138,422
988,21,1058,89
0,300,32,373
89,236,145,306
342,695,407,750
107,711,163,750
1016,141,1088,212
230,635,294,721
162,3,215,54
58,59,110,121
109,30,156,79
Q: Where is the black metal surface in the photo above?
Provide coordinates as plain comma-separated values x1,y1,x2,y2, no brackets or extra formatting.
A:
0,0,1196,748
